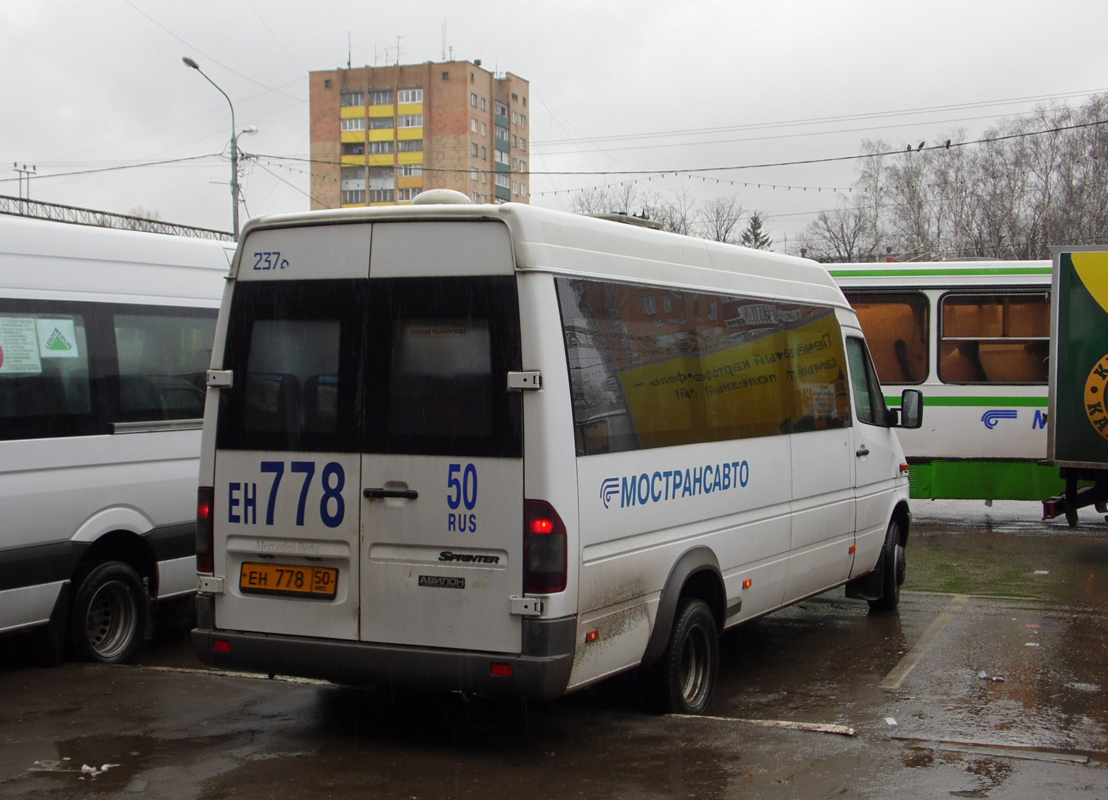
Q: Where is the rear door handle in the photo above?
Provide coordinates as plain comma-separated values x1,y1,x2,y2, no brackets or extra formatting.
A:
364,487,419,500
856,445,870,458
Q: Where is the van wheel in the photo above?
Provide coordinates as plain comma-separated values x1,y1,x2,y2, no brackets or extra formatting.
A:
71,561,148,664
868,520,905,613
654,597,718,715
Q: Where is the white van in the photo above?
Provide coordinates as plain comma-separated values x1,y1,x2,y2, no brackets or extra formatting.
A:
0,215,231,664
192,197,921,714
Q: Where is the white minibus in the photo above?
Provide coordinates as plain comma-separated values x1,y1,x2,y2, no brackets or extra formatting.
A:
0,215,231,664
192,195,921,714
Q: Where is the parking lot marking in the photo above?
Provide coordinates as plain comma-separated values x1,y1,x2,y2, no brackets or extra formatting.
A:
670,715,857,737
894,737,1095,765
881,594,969,690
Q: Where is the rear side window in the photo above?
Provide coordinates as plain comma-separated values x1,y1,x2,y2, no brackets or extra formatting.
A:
113,312,214,421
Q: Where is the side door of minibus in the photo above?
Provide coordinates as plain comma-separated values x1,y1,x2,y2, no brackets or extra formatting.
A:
845,334,901,569
359,222,525,654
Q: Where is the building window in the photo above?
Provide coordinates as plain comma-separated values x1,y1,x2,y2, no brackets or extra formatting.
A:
495,150,510,166
471,118,478,133
369,89,394,105
341,142,366,155
398,164,422,178
481,146,486,159
369,117,394,130
398,88,423,104
398,114,423,128
513,135,518,148
519,137,526,152
369,189,395,203
519,114,527,128
369,166,394,183
341,91,365,107
472,167,479,181
397,187,417,202
341,118,366,131
341,189,365,204
472,191,481,203
471,142,479,157
495,100,508,116
495,124,509,141
519,160,527,173
370,141,394,154
481,122,487,137
341,166,364,181
512,111,518,125
519,183,527,197
471,92,478,107
398,139,423,152
496,174,511,189
480,97,487,111
324,79,333,89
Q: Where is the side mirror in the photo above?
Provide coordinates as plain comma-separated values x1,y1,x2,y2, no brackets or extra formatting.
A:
897,389,923,429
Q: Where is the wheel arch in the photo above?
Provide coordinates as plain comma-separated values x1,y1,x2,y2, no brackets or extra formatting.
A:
641,546,724,667
74,531,158,600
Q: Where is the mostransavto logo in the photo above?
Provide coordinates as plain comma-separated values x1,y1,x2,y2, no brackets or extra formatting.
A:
600,460,749,510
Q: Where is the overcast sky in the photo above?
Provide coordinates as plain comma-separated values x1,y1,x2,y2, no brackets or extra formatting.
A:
3,0,1108,248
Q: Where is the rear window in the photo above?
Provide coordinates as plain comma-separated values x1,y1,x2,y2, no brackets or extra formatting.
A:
217,276,522,458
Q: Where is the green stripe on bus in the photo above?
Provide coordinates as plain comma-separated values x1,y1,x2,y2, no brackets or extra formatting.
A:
829,267,1052,278
885,395,1047,407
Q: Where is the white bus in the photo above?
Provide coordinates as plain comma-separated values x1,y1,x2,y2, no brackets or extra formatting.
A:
829,261,1057,502
0,215,231,664
192,195,920,714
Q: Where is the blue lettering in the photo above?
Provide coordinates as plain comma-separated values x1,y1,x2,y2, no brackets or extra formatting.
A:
1033,410,1047,430
622,476,638,508
243,482,257,525
681,469,693,497
722,463,731,491
693,467,704,494
637,474,651,505
228,482,241,524
651,471,663,503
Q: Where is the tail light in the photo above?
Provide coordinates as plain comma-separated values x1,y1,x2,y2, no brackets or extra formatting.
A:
524,499,567,593
197,486,214,575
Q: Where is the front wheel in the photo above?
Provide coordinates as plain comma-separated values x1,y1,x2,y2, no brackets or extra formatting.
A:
71,561,148,664
868,520,905,613
653,597,719,715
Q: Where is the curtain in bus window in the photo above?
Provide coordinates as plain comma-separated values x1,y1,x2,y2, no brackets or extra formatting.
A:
843,292,929,384
113,312,215,421
939,293,1049,384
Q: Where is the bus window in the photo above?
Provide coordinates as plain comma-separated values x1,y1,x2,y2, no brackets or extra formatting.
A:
939,292,1049,384
842,292,928,384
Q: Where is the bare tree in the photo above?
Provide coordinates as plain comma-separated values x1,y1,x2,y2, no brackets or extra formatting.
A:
697,196,744,243
799,202,875,263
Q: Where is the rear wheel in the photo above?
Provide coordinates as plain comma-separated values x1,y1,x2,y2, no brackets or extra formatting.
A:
71,561,148,664
868,520,905,612
653,597,719,715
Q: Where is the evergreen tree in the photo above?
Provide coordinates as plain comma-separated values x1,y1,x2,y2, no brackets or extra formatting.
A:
741,211,772,250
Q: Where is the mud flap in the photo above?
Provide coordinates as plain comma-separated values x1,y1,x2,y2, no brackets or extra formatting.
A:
845,559,883,602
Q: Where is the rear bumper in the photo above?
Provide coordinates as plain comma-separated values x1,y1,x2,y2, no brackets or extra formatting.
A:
191,594,577,699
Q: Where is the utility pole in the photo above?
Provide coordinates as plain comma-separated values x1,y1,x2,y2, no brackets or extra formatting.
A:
14,163,36,213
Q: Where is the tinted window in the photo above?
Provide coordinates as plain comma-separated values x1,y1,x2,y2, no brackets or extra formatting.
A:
113,312,214,421
217,280,366,453
939,292,1049,384
843,291,929,384
365,276,522,458
557,278,851,455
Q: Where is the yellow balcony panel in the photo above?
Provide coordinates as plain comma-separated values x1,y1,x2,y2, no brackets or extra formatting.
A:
368,154,394,167
397,151,424,166
397,103,423,116
340,106,366,119
397,128,423,141
341,154,368,166
368,129,395,142
368,105,395,118
342,202,367,208
397,176,424,189
341,130,367,143
369,201,397,207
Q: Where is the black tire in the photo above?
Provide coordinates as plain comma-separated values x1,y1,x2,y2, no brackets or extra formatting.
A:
653,597,719,715
70,561,148,664
868,520,905,612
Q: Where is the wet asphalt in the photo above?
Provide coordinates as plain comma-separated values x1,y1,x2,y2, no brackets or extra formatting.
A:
2,500,1107,799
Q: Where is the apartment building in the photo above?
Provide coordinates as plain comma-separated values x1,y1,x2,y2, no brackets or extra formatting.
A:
309,60,530,207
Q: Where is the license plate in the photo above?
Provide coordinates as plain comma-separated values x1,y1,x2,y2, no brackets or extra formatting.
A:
239,563,338,600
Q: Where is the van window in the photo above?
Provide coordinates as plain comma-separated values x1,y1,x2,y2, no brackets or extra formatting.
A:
939,292,1049,384
846,337,889,426
364,276,522,458
557,278,851,455
0,303,92,439
842,291,929,384
113,312,214,420
217,280,367,453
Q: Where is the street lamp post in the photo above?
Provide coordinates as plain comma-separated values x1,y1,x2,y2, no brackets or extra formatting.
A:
182,56,255,239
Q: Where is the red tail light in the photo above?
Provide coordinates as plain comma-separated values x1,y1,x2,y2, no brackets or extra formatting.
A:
524,499,567,594
197,486,214,575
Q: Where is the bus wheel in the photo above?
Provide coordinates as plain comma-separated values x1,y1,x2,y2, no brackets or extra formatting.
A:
868,520,905,613
71,561,147,664
655,597,718,715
